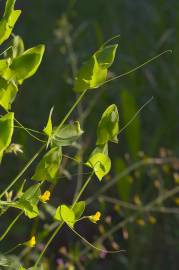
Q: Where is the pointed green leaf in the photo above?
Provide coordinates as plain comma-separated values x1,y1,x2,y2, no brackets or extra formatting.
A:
43,107,54,137
0,0,21,45
12,35,24,57
6,45,45,83
13,184,41,219
20,184,41,205
86,152,111,181
0,112,14,162
15,200,39,219
6,35,25,59
95,44,118,68
55,204,75,227
4,0,16,17
73,201,85,220
51,121,84,147
32,147,62,182
97,104,119,145
74,44,118,92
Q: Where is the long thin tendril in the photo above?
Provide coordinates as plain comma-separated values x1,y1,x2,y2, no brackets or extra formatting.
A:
69,225,125,254
118,96,154,135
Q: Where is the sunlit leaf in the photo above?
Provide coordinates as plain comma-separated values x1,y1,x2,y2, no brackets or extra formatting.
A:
5,45,45,83
13,184,41,219
0,112,14,162
43,107,54,137
0,77,18,110
5,35,25,59
12,35,24,57
0,60,9,76
32,147,62,182
74,44,118,92
55,204,75,227
95,44,119,68
97,104,119,145
89,143,108,158
73,201,85,220
0,0,21,45
86,152,111,181
15,200,39,219
51,121,84,147
20,184,41,205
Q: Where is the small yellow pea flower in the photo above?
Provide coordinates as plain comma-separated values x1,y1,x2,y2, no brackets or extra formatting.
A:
148,215,157,224
174,173,179,184
89,211,101,223
26,236,36,248
40,190,51,203
175,197,179,206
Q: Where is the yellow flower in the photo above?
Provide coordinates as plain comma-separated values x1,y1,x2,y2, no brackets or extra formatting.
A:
174,173,179,184
175,197,179,206
26,236,36,248
89,211,101,223
40,190,51,203
148,215,157,224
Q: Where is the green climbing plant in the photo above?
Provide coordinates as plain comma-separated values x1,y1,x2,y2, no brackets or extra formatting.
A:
0,1,172,269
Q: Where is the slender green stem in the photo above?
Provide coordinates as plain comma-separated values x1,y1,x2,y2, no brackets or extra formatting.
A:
64,30,85,204
0,212,22,241
14,118,46,143
35,171,94,268
55,172,91,181
69,225,124,253
72,172,94,206
73,154,83,199
102,50,172,86
57,89,87,130
63,154,84,165
0,145,45,200
118,96,154,135
100,34,120,48
14,125,44,135
0,87,88,265
4,243,22,255
0,84,87,200
34,221,64,268
0,46,13,56
0,200,13,206
70,57,84,206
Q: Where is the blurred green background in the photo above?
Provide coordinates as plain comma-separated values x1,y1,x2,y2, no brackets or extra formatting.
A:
0,0,178,269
